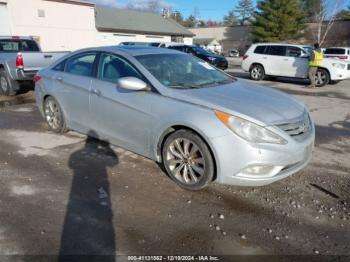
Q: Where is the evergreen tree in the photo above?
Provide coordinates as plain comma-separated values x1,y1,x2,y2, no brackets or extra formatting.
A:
170,11,185,25
224,10,239,26
235,0,255,25
184,15,196,28
251,0,306,42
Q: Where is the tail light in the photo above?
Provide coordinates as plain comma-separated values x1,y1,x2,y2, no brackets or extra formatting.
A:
242,55,249,60
338,56,348,60
16,53,24,69
33,74,42,83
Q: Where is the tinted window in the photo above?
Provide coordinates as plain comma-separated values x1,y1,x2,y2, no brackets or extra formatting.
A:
286,46,302,57
324,48,346,55
267,46,287,56
65,53,97,77
168,46,184,52
254,46,267,54
53,60,66,71
0,39,40,52
98,53,141,83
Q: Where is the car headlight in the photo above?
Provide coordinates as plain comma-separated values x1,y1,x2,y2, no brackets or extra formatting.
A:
215,111,287,144
332,63,346,70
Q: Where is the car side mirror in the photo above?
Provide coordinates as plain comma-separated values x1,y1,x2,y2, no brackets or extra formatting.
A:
117,77,149,91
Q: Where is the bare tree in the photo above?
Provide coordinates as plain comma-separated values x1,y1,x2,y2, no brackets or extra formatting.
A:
125,0,171,14
311,0,344,45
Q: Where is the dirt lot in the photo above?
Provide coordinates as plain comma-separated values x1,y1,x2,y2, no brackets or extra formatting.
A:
0,70,349,259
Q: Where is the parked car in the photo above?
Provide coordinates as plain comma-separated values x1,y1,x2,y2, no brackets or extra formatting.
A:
35,46,315,190
324,47,350,62
241,43,350,87
167,44,228,70
119,42,163,47
0,36,69,96
228,48,240,57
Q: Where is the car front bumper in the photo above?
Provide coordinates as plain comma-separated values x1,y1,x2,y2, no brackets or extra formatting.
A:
211,60,229,70
209,126,315,187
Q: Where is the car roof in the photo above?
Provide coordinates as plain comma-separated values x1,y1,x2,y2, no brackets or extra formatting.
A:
70,45,181,56
325,47,349,49
253,43,310,48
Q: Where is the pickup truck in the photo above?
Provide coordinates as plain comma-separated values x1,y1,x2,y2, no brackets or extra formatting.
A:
0,36,69,96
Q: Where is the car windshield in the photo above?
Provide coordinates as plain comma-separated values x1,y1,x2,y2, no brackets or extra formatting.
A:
136,53,235,89
192,46,213,56
303,46,314,55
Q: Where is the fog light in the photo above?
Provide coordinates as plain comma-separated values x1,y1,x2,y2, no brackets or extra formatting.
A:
242,165,275,175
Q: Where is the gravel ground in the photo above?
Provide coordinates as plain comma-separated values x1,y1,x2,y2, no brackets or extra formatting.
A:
0,71,349,259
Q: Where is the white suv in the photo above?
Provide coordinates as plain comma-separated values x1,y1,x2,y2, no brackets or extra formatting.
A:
241,43,350,87
324,47,350,62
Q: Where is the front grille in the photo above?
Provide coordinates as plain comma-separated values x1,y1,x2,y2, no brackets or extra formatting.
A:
277,113,311,138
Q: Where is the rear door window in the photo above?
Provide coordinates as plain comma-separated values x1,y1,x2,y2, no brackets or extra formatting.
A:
254,45,267,54
267,46,287,56
324,48,346,55
286,46,302,57
65,53,97,77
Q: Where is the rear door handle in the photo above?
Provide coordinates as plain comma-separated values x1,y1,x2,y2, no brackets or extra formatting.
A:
284,58,289,61
44,55,53,59
56,76,63,81
262,57,267,59
91,89,101,96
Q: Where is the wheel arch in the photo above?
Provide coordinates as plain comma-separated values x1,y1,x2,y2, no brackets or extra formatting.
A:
156,125,218,181
249,62,265,72
318,67,331,81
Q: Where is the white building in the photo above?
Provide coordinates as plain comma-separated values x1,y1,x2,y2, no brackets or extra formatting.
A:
0,0,194,51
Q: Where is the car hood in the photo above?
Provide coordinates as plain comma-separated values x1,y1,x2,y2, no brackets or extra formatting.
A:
166,80,305,126
208,54,226,60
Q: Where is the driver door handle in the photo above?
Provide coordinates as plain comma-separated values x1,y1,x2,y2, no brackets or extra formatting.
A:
91,89,101,96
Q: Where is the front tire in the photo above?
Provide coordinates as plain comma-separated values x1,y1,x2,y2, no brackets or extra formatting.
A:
162,130,214,190
249,64,265,81
314,68,330,87
43,96,67,133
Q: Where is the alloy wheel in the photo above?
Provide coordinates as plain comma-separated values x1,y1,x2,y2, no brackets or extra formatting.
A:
44,99,62,130
0,76,8,94
315,71,326,86
165,138,205,185
251,67,262,79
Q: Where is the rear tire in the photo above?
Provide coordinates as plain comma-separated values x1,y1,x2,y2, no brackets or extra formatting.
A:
0,70,18,96
162,130,214,191
249,64,265,81
314,68,330,87
43,96,67,133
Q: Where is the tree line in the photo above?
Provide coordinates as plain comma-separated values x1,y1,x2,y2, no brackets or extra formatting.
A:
126,0,350,45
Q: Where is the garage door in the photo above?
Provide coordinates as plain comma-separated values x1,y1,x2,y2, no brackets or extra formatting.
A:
0,3,11,35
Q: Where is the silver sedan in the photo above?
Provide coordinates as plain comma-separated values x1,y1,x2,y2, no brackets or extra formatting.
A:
35,46,315,190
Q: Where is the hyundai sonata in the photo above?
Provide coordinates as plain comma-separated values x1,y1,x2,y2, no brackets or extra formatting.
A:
35,46,315,190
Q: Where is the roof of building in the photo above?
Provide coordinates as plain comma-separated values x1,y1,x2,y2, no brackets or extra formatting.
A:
95,6,195,37
193,38,219,45
45,0,95,6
